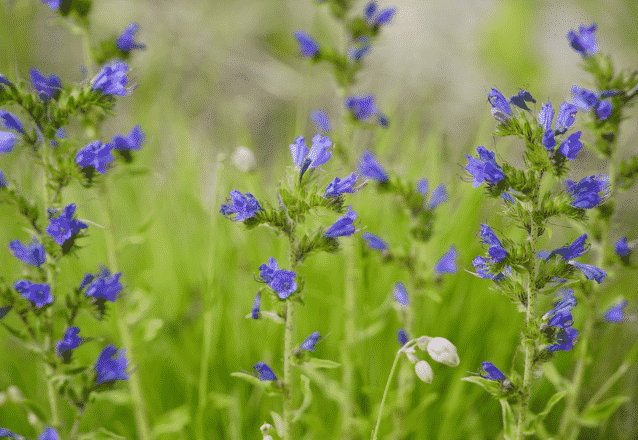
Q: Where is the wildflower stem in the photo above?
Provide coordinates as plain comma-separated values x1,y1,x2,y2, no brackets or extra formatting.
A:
99,180,151,440
283,228,297,440
372,344,406,440
67,407,84,440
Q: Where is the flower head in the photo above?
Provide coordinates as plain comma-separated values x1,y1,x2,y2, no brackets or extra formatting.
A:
14,280,53,308
544,289,577,318
349,36,371,61
479,224,507,263
479,362,506,380
545,289,579,352
426,337,460,367
84,268,123,302
307,134,332,167
75,141,115,174
397,328,408,346
548,234,589,261
0,73,13,90
30,68,61,102
472,255,506,281
293,31,319,58
345,95,387,127
571,86,613,121
109,125,145,151
569,261,606,284
567,24,599,57
92,61,130,96
324,173,357,197
270,271,297,299
488,88,512,122
429,183,448,209
55,327,82,362
464,146,505,188
435,245,458,274
362,231,387,251
116,23,146,52
0,131,19,154
220,190,262,221
40,0,61,10
555,102,578,134
566,174,609,209
365,2,396,27
253,362,277,381
0,110,24,134
39,427,59,440
310,110,331,133
0,427,21,439
615,237,633,257
9,238,46,267
393,282,409,306
558,131,583,161
95,345,128,384
46,203,89,246
324,206,357,238
251,291,261,319
604,300,628,323
509,90,536,112
300,331,321,352
259,257,280,283
358,151,388,182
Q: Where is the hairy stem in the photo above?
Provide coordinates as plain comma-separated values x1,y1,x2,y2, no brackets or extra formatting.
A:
283,229,297,440
372,343,407,440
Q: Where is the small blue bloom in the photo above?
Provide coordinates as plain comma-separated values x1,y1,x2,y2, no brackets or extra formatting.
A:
570,261,606,284
39,427,59,440
14,280,53,308
547,327,579,352
0,169,7,188
95,345,128,384
358,151,388,182
0,110,24,134
40,0,61,10
435,245,458,274
501,191,516,203
0,131,19,153
109,125,145,151
509,90,536,111
259,257,280,283
429,183,447,209
251,291,261,319
324,173,357,197
310,110,331,133
289,136,309,166
9,238,46,267
397,328,408,346
604,300,628,323
220,190,263,221
300,331,321,351
545,289,577,319
472,256,505,280
293,31,319,58
364,1,377,19
480,224,507,263
308,134,332,167
555,102,578,134
85,268,123,302
417,178,428,196
548,234,589,260
362,231,387,251
75,141,115,174
596,100,613,120
345,95,376,121
567,24,598,57
464,146,505,188
270,270,297,299
253,362,277,381
571,86,613,121
50,127,66,147
116,23,146,52
479,362,506,380
615,237,632,257
538,101,554,131
372,6,396,26
78,273,95,292
55,327,82,362
92,61,130,96
324,206,357,238
46,203,89,246
566,174,609,209
488,88,512,122
30,68,61,102
349,36,371,61
393,282,409,306
558,131,583,161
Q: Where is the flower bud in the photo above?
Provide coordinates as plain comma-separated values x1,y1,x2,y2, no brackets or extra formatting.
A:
414,360,434,383
416,335,431,351
232,146,257,173
401,345,419,363
426,337,460,367
27,411,39,426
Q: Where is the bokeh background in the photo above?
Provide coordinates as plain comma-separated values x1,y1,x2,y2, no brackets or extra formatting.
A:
1,0,638,438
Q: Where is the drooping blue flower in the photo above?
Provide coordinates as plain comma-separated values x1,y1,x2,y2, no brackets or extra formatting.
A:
14,280,53,308
109,125,145,151
393,282,409,306
555,102,578,134
0,131,18,153
251,291,261,319
479,224,507,262
55,327,82,362
30,68,61,102
615,237,632,257
78,273,95,292
358,151,388,182
604,300,628,323
324,206,357,238
596,100,612,120
565,174,609,209
362,231,387,251
571,86,613,121
95,345,128,384
509,90,536,111
40,0,61,10
538,101,556,150
397,328,408,346
567,24,599,57
220,190,263,221
253,362,277,381
558,131,583,161
324,173,357,197
472,256,505,281
92,61,130,96
548,234,589,261
464,146,505,188
349,36,371,61
116,23,146,52
345,95,376,121
75,141,115,174
9,238,46,267
270,270,297,299
545,289,577,318
310,110,331,133
364,1,377,19
308,134,332,167
39,427,59,440
570,261,606,284
434,245,458,274
479,362,506,380
300,331,321,352
46,203,89,246
293,31,319,58
0,110,24,134
429,183,447,209
84,268,123,302
259,257,280,283
488,88,512,122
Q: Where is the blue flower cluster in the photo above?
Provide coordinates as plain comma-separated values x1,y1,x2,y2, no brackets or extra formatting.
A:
345,95,388,127
538,234,607,283
572,86,613,120
46,203,88,246
259,257,297,299
9,238,46,268
565,174,609,209
417,178,448,210
544,289,579,352
464,146,505,188
220,190,263,221
358,151,388,182
14,280,53,308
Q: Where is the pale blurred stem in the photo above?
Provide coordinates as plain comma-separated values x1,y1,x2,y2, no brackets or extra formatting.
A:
195,154,225,440
283,228,297,440
67,408,84,440
99,181,151,440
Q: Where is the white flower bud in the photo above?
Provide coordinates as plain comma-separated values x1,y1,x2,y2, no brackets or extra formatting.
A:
232,146,257,173
414,360,434,383
260,423,274,439
401,345,419,363
6,385,23,403
27,411,39,426
426,337,460,367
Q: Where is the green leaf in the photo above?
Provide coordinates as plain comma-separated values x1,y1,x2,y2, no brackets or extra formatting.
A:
270,410,284,437
578,396,630,427
354,319,386,342
500,399,517,440
461,376,502,396
151,404,191,437
90,389,132,406
78,428,126,440
292,375,313,422
208,392,235,409
537,391,567,422
231,372,263,386
20,399,47,423
304,358,341,369
542,362,569,391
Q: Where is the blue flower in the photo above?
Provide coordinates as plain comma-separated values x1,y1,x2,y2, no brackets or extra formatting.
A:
293,31,319,58
109,125,145,151
289,135,332,168
324,206,357,238
14,280,53,308
84,268,123,302
300,331,321,351
565,174,609,209
545,289,577,317
0,110,24,134
289,136,309,166
116,23,146,52
92,61,130,96
0,131,19,153
464,146,505,188
0,169,7,188
39,427,59,440
30,68,61,102
362,231,387,251
349,36,371,61
539,100,578,148
558,131,583,161
251,292,261,319
547,327,579,352
544,290,579,352
365,2,396,27
270,270,297,299
604,300,628,323
571,86,613,121
472,256,506,281
253,362,277,381
479,362,506,380
555,102,578,134
55,327,82,362
509,90,536,112
569,261,606,284
259,257,279,283
488,88,512,122
567,24,598,57
95,345,128,384
358,151,388,182
364,1,377,19
50,127,66,147
78,273,95,292
46,203,89,246
615,237,632,257
310,110,331,133
345,95,387,126
393,282,409,306
429,183,448,209
417,178,428,196
548,234,589,261
374,7,396,26
434,245,458,274
479,224,507,262
75,140,115,174
324,173,357,197
9,238,46,267
397,328,408,346
596,100,613,120
220,190,263,221
40,0,60,10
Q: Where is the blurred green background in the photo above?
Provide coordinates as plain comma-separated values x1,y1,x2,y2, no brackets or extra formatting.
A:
1,0,638,438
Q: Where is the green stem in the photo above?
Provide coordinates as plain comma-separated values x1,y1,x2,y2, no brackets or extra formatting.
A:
99,181,151,440
283,229,297,440
341,243,356,437
372,343,409,440
67,408,84,440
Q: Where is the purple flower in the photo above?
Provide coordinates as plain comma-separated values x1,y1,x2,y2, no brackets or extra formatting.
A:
324,173,357,197
14,280,53,308
0,73,13,90
84,268,123,302
558,131,583,161
308,134,332,167
615,237,632,257
374,7,396,26
0,427,21,439
40,0,61,10
0,110,24,134
397,328,408,346
479,362,506,380
349,36,371,61
417,178,428,196
9,238,46,267
55,327,82,361
488,88,512,122
95,345,128,384
0,131,19,153
253,362,277,381
310,110,331,133
604,300,628,323
116,23,146,52
365,2,396,27
596,100,613,120
259,257,280,283
567,24,599,57
39,427,59,440
30,68,61,102
345,95,376,121
220,190,262,221
78,273,95,292
472,256,505,280
570,261,606,284
92,61,130,96
324,206,357,238
548,234,589,260
547,327,579,352
393,282,409,306
75,141,115,174
46,203,89,246
109,125,145,151
464,146,505,188
251,292,261,319
544,289,577,318
571,86,613,121
290,136,309,166
300,331,321,351
270,270,297,299
479,224,507,263
509,90,536,112
358,151,388,182
429,183,447,209
362,231,387,251
555,102,578,134
364,1,377,19
434,245,458,274
566,174,609,209
293,31,319,58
